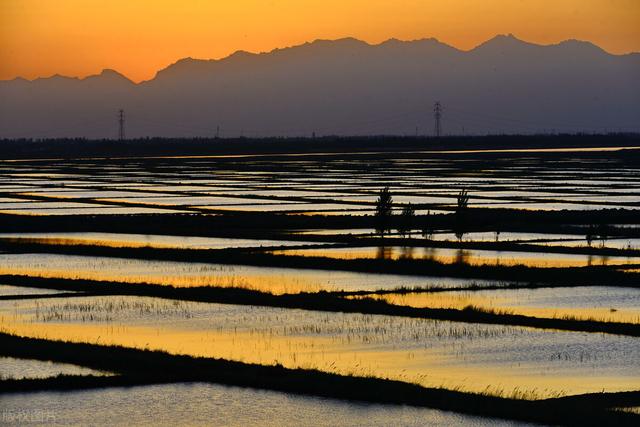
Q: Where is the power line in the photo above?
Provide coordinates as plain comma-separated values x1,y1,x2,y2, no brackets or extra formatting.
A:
118,109,125,140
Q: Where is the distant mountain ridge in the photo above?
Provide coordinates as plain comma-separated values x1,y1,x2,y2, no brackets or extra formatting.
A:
1,35,639,138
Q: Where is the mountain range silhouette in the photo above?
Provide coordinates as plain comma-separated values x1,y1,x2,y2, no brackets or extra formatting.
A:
1,35,638,138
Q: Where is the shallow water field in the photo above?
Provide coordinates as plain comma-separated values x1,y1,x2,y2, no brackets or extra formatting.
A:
529,238,640,250
0,285,73,297
0,357,110,380
1,295,638,397
272,246,639,267
353,286,640,323
1,147,640,424
0,206,189,215
0,253,500,294
0,232,323,250
0,382,524,427
1,150,639,216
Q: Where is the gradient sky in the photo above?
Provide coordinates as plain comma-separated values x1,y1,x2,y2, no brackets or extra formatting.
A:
1,0,639,82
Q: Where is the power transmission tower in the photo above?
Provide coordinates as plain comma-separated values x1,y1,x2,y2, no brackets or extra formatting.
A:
215,125,220,139
118,109,125,140
433,102,442,137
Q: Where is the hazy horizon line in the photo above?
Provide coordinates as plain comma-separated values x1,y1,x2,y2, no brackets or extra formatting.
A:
4,33,638,84
3,132,639,144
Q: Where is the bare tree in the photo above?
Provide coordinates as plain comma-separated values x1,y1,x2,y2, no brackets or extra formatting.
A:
456,189,470,214
453,189,470,242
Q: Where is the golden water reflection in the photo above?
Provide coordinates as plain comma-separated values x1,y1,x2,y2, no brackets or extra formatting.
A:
0,234,320,250
272,246,639,268
1,296,638,398
0,254,492,294
350,286,640,324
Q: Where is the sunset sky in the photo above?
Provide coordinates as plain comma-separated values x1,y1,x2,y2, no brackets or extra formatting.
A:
1,0,639,83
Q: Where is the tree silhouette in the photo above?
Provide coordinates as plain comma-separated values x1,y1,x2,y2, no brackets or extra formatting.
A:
456,189,470,214
586,224,596,247
375,186,393,237
421,210,435,240
397,203,415,237
453,189,470,242
597,223,609,248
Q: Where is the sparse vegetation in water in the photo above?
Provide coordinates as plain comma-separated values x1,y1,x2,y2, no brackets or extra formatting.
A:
31,297,194,323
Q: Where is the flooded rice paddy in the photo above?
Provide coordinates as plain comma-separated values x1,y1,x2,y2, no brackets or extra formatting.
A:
0,357,109,380
0,383,523,427
0,232,321,250
0,253,494,294
353,286,640,323
1,151,640,216
272,246,639,267
1,147,639,423
1,295,639,397
0,285,73,297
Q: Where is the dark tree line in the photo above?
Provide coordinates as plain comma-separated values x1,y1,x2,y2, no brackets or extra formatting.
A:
374,187,472,240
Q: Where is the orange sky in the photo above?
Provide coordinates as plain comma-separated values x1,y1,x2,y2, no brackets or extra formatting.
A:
1,0,639,82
